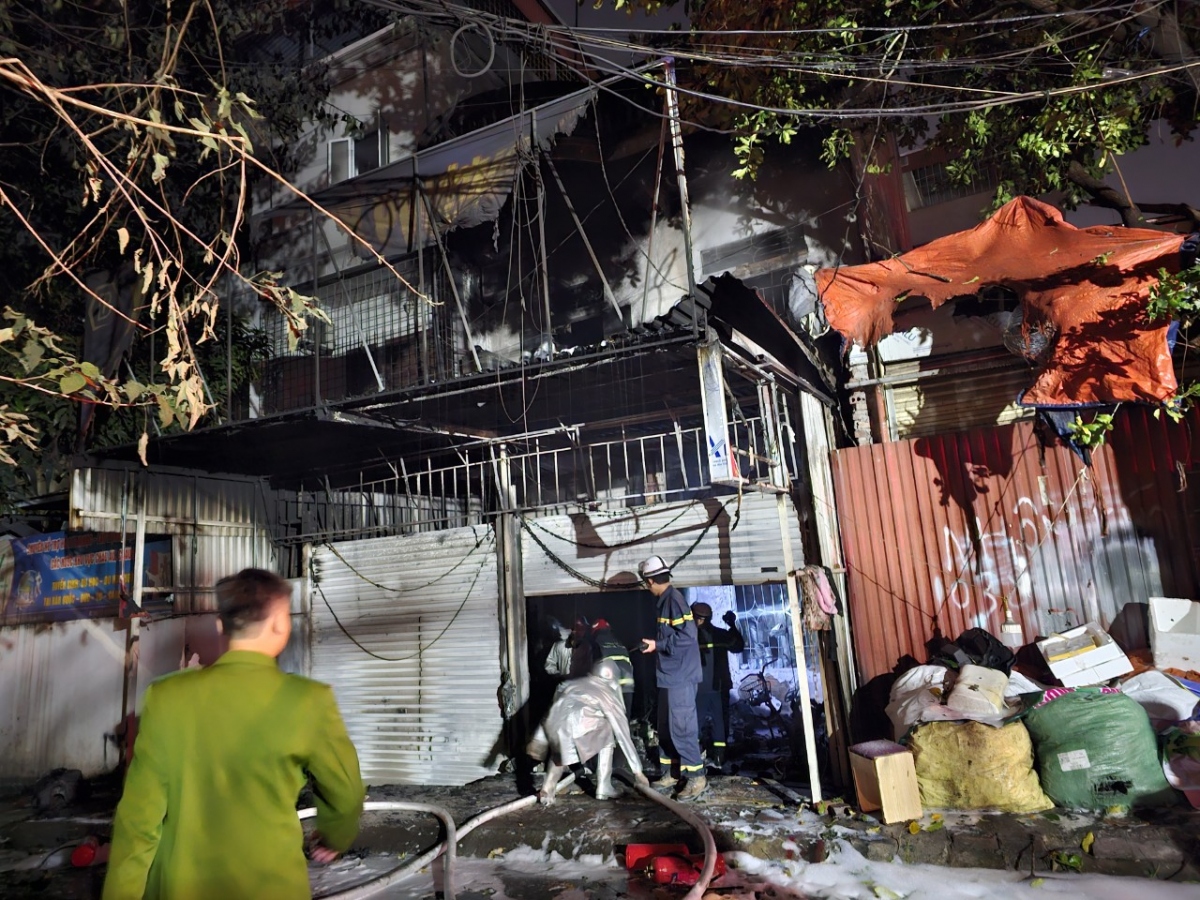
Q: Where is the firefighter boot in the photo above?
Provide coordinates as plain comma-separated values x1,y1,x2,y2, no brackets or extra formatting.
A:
594,747,617,800
675,775,708,801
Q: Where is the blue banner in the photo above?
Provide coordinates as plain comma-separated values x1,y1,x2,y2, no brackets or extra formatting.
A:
0,531,173,623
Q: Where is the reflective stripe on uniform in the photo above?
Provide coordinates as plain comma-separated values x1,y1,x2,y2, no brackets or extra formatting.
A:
680,763,705,774
657,613,694,626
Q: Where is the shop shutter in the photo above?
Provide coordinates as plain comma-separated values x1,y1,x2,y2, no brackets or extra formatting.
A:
310,525,501,785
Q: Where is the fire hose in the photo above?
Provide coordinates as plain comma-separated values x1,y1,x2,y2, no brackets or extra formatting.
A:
299,774,578,900
299,770,718,900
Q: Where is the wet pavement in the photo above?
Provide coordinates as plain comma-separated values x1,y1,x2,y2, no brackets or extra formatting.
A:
2,770,1198,898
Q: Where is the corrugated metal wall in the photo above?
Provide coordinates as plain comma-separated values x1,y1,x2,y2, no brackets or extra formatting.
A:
309,526,503,786
0,619,126,777
70,467,278,611
522,492,805,595
831,409,1200,682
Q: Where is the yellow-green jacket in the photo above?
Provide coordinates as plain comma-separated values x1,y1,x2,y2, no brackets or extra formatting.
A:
102,650,363,899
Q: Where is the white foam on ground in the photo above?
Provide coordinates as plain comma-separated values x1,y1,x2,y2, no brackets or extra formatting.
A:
313,837,1199,899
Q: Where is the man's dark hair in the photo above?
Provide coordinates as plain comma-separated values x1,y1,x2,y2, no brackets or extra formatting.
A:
647,573,671,586
216,568,291,636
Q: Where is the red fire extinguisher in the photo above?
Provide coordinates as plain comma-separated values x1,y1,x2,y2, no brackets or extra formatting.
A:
71,835,111,867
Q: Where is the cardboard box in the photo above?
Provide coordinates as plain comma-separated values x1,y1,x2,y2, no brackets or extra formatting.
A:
1149,597,1200,671
1036,623,1132,687
849,740,922,824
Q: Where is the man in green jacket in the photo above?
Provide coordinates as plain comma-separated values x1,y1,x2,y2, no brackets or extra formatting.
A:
103,568,364,900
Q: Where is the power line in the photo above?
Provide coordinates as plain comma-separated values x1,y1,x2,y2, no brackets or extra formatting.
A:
352,0,1195,124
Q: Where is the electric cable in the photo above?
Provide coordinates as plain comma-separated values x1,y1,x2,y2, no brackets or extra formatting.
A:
310,535,491,662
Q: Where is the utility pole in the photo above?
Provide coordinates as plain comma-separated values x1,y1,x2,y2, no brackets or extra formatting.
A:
663,57,698,339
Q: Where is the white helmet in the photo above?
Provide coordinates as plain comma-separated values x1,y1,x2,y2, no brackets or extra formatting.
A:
638,555,670,579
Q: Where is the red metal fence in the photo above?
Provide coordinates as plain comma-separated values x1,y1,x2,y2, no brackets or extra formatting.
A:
831,407,1200,682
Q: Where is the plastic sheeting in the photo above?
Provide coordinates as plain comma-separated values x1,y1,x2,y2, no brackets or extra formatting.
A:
816,197,1184,406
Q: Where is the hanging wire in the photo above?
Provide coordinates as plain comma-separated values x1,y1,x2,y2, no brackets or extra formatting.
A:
354,0,1190,122
311,535,492,662
518,489,744,589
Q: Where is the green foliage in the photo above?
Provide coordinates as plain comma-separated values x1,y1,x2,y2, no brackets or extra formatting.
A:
1148,265,1200,420
1066,412,1116,449
0,0,388,506
1049,849,1084,873
611,0,1200,207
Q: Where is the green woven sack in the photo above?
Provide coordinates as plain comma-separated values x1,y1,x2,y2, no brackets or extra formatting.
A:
1022,689,1177,810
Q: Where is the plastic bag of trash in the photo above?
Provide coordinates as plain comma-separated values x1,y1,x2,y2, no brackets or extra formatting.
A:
1161,722,1200,809
908,721,1052,812
1022,688,1177,810
1120,670,1200,731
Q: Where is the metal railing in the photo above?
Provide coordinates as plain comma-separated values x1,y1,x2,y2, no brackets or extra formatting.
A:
274,415,798,545
252,257,462,416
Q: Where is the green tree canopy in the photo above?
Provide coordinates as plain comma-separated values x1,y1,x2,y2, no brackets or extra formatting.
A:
613,0,1200,224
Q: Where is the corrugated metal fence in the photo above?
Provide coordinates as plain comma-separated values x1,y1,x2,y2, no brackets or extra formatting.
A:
831,408,1200,682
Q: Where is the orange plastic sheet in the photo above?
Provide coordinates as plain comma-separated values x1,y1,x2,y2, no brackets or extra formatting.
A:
816,197,1184,406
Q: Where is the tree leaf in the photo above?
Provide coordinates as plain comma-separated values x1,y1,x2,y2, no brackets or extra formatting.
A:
1081,831,1094,854
59,372,87,394
157,394,174,429
152,153,170,184
80,361,101,380
137,430,149,466
20,340,45,374
117,226,130,254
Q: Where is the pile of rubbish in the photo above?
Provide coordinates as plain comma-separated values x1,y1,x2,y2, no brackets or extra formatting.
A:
876,618,1200,814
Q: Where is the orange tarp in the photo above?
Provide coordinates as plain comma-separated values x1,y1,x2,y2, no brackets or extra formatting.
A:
816,197,1183,406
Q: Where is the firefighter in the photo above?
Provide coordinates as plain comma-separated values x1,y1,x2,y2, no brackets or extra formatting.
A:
691,601,744,771
591,618,635,718
638,555,706,801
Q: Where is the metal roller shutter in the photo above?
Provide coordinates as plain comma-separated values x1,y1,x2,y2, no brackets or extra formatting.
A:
521,492,805,595
309,525,501,786
885,364,1034,440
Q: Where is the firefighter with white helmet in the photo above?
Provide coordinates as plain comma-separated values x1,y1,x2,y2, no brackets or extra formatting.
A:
638,555,706,801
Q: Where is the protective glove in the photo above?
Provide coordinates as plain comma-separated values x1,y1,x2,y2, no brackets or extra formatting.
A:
722,610,737,626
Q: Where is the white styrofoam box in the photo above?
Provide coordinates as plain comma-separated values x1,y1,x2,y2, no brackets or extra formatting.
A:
1036,623,1133,687
945,664,1009,716
1149,597,1200,671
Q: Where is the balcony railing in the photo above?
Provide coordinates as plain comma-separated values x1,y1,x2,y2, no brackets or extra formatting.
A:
274,415,798,545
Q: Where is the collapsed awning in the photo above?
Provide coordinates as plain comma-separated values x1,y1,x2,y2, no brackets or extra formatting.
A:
277,85,597,259
816,197,1185,406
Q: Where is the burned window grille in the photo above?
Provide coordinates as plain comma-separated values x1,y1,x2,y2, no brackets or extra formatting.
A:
903,160,1000,210
254,254,460,414
700,224,807,277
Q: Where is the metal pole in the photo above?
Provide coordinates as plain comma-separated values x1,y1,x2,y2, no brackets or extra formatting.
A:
662,57,698,338
542,151,623,321
778,492,823,803
415,179,430,383
225,296,233,420
532,132,555,355
310,208,321,407
420,189,483,373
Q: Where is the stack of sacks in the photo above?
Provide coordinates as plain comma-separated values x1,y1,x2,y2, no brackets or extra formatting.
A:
887,665,1052,812
1118,669,1200,808
1022,688,1178,811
